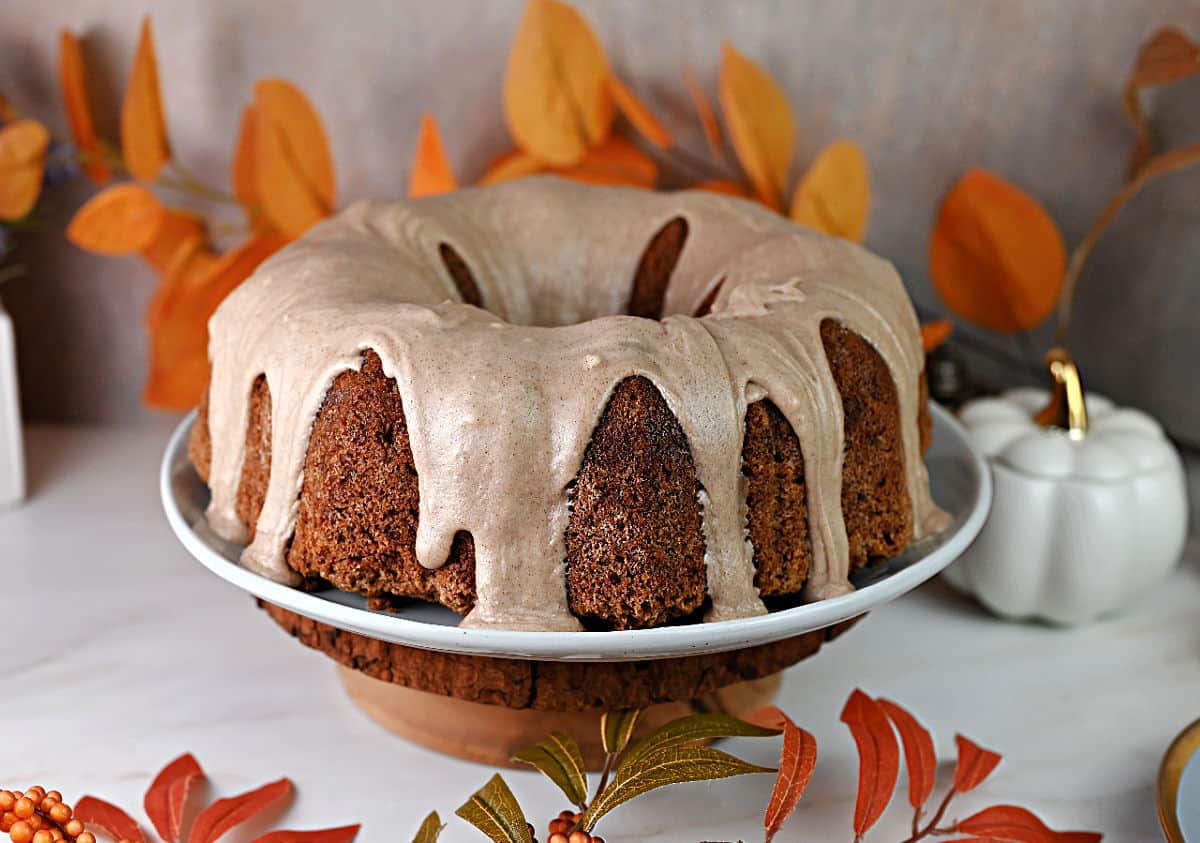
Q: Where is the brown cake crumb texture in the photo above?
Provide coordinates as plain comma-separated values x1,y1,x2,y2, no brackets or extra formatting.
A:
190,226,931,630
261,601,862,710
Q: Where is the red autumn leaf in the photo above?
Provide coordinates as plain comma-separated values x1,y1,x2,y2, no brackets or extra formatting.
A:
189,777,292,843
249,825,361,843
759,707,817,843
878,698,936,812
74,795,146,843
954,734,1002,793
957,805,1102,842
144,752,206,842
840,689,900,836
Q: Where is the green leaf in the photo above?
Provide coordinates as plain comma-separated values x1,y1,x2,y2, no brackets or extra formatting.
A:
411,811,444,843
601,709,642,755
619,712,781,771
513,731,589,808
581,745,773,831
455,775,532,843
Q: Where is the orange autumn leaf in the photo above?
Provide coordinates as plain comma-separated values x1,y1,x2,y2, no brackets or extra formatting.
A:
790,140,871,242
409,113,457,198
478,149,545,186
608,76,672,148
232,105,261,216
758,707,817,843
1123,28,1200,174
690,179,751,198
930,168,1066,334
67,183,167,254
684,68,724,161
505,0,612,167
121,16,170,181
145,245,218,359
957,805,1101,843
254,79,335,206
74,795,146,843
878,698,936,813
0,93,13,122
840,689,900,837
953,734,1003,793
253,79,335,238
920,319,954,353
553,135,656,188
144,753,206,843
59,30,111,184
141,209,206,274
190,778,292,843
718,42,794,210
0,119,50,220
145,235,287,409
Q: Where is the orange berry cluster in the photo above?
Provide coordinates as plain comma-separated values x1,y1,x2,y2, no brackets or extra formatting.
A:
545,810,604,843
0,787,131,843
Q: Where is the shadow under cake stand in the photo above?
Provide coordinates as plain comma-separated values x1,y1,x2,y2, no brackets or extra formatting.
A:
161,403,990,769
263,601,859,768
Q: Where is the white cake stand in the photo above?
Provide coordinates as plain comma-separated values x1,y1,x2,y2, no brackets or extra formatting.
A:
161,402,990,766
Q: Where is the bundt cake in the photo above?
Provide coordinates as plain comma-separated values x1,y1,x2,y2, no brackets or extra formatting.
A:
189,176,946,632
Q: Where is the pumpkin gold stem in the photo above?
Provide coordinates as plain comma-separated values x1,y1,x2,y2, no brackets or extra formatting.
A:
1034,347,1088,439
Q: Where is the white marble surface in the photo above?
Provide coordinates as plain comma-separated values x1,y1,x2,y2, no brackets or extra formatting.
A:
2,425,1198,842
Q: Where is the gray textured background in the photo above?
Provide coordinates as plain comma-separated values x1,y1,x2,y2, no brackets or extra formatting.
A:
1,1,1198,438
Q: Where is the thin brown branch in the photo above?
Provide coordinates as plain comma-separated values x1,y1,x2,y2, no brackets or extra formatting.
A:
898,786,957,843
1055,140,1200,343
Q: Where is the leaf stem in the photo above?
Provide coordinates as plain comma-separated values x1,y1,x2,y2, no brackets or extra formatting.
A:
898,787,957,843
594,752,615,800
1055,140,1200,344
660,143,740,183
164,161,240,204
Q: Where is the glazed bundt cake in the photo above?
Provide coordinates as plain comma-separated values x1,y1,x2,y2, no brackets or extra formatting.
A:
189,176,946,632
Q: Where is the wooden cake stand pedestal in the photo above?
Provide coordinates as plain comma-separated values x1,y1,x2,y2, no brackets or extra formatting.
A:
262,602,862,770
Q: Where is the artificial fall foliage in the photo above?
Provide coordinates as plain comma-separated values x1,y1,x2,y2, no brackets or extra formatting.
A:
392,689,1103,843
930,25,1200,343
49,17,334,408
411,0,873,248
0,755,358,843
12,0,894,410
0,707,1100,843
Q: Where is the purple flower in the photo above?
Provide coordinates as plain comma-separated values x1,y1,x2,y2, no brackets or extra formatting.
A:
43,140,80,187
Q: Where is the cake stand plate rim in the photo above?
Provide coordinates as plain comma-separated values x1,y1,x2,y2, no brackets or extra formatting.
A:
161,402,991,662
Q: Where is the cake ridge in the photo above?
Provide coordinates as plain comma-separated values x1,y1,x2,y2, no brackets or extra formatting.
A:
201,176,945,631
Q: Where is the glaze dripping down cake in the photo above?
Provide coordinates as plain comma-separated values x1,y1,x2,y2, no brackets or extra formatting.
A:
189,177,947,632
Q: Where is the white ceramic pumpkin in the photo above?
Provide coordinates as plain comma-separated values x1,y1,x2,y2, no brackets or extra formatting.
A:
944,376,1188,625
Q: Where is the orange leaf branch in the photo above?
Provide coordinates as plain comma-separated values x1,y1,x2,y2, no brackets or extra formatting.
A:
1054,140,1200,343
1122,27,1200,175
